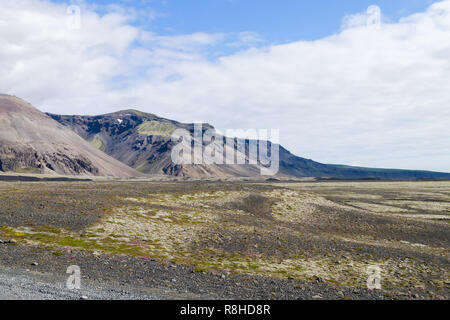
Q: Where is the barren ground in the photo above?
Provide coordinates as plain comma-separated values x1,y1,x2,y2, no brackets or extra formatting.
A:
0,180,448,299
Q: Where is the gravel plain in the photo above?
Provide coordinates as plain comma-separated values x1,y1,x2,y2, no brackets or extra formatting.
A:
0,180,448,300
0,242,387,300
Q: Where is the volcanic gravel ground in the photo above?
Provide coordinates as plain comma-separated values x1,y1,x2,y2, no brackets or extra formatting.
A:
0,243,388,300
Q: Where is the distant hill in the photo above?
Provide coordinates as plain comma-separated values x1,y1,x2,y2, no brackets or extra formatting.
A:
0,94,142,178
48,109,450,180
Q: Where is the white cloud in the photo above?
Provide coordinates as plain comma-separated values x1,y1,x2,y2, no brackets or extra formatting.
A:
226,31,264,48
341,12,371,29
0,0,449,172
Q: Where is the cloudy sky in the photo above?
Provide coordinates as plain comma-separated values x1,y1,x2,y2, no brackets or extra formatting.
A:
0,0,449,172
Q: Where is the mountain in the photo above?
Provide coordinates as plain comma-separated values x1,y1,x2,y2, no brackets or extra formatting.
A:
0,94,142,178
48,109,450,180
48,110,264,177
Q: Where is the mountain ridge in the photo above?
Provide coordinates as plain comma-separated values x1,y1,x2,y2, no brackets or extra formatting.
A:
0,94,143,178
47,108,450,180
1,94,447,180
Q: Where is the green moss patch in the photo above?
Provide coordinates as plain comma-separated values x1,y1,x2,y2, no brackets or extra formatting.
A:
137,120,176,137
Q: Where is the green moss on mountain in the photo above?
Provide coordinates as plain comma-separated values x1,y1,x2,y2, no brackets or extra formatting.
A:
137,120,176,137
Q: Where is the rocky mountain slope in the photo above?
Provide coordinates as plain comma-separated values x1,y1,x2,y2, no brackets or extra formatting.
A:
48,109,450,180
50,110,268,177
0,94,142,178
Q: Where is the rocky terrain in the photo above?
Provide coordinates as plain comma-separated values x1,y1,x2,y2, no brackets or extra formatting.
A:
0,242,387,300
0,94,142,178
0,180,448,300
48,110,266,177
0,93,448,300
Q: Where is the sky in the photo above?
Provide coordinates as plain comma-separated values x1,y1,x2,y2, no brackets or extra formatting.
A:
0,0,449,172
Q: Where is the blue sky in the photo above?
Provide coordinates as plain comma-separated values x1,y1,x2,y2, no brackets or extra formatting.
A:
58,0,439,44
